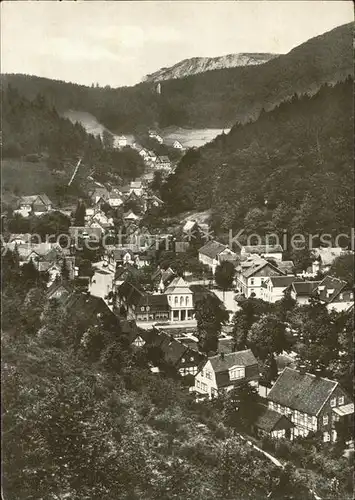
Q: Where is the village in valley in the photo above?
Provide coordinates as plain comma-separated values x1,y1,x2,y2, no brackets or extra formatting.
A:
1,2,354,499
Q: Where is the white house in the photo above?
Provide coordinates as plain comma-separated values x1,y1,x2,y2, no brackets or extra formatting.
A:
15,194,53,218
235,259,284,299
194,350,259,399
241,244,283,262
198,240,237,274
164,277,195,322
113,135,127,148
261,275,298,303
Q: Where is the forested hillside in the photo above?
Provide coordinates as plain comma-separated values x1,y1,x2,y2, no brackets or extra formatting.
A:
1,84,145,203
1,23,352,131
161,78,353,241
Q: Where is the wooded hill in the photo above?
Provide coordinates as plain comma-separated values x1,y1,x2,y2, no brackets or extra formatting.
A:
161,78,354,243
1,84,145,204
1,23,352,131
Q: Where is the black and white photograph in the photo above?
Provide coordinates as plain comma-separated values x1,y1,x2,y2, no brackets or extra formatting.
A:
1,1,354,498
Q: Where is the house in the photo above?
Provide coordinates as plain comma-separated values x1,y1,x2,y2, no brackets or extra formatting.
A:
6,233,33,245
46,280,73,300
155,156,171,169
68,226,102,243
241,244,283,262
198,240,237,274
138,148,150,160
164,277,195,322
113,135,127,148
261,275,298,303
108,194,124,208
288,281,321,305
130,180,144,197
15,194,53,217
148,130,164,144
267,367,353,442
151,267,176,292
107,248,137,270
164,138,184,150
253,405,295,440
88,184,110,204
311,247,349,274
117,282,170,322
194,350,259,399
235,259,284,299
135,295,170,322
123,210,140,223
38,258,75,286
313,276,354,313
145,195,164,211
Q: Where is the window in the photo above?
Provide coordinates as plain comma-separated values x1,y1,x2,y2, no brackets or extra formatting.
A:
323,415,329,425
201,382,208,392
334,413,340,422
186,296,189,306
250,279,255,285
196,380,201,389
174,296,178,305
323,431,330,442
181,358,185,363
141,306,145,311
180,296,184,306
146,306,150,311
205,371,212,380
330,398,336,407
230,367,244,380
338,396,344,405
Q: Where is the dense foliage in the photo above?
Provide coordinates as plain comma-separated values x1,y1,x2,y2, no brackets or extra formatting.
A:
2,251,315,500
162,79,353,244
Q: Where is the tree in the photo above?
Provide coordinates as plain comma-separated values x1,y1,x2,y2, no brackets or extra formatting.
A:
330,253,354,287
61,257,70,281
74,199,86,226
232,298,273,351
195,294,229,354
215,260,235,299
223,382,261,431
21,258,40,287
247,313,289,360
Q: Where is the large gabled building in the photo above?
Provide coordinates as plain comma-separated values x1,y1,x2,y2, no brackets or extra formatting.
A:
267,367,353,442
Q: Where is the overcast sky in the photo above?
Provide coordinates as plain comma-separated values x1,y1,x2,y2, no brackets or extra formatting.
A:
1,1,353,88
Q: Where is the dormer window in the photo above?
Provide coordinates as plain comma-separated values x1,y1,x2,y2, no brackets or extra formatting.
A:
330,398,336,407
229,366,245,380
338,396,344,405
318,285,325,291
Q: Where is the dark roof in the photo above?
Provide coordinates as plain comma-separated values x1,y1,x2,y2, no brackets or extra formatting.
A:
314,275,348,303
291,281,321,296
111,248,134,261
46,280,73,298
117,281,144,305
153,330,206,368
243,260,283,279
198,240,227,259
136,294,169,312
254,406,294,433
242,245,283,254
269,276,297,287
210,349,258,373
190,285,219,303
60,292,118,331
267,367,338,416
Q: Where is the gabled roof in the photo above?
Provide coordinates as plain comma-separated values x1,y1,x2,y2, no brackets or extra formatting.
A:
164,277,192,295
209,349,258,373
267,367,338,416
111,248,134,261
269,276,298,288
291,281,320,297
19,193,52,206
242,244,283,254
254,406,294,433
243,260,283,279
275,261,294,274
314,275,348,304
157,155,170,163
198,240,227,259
136,294,169,312
47,280,73,298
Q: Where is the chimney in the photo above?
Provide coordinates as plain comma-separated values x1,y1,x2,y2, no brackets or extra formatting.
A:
299,364,307,375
